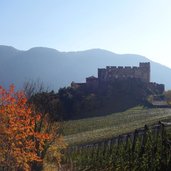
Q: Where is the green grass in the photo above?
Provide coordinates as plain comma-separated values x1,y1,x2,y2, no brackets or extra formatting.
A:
63,106,171,145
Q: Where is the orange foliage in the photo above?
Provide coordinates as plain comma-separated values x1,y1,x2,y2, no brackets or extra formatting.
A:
0,85,64,170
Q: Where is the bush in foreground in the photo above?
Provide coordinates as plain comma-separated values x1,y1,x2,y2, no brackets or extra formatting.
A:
0,85,65,171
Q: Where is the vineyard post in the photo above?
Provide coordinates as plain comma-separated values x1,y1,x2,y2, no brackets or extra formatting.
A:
132,129,138,153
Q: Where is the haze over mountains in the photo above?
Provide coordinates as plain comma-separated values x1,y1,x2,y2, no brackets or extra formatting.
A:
0,45,171,90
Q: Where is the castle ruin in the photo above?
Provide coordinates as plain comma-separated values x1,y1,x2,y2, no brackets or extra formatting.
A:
71,62,164,93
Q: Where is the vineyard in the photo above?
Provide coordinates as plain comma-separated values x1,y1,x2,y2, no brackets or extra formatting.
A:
61,122,171,171
63,107,171,145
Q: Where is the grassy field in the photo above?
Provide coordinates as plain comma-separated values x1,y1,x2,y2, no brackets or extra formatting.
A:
63,106,171,145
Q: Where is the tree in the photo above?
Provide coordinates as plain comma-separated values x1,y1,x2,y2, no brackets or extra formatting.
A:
164,90,171,105
0,85,65,170
30,91,62,121
23,79,48,99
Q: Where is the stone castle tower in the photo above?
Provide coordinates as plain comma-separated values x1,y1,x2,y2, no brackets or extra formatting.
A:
98,62,150,83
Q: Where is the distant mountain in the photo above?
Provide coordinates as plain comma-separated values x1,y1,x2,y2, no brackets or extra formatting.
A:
0,45,171,90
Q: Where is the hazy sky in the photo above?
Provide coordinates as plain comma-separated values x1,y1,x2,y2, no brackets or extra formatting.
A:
1,0,171,68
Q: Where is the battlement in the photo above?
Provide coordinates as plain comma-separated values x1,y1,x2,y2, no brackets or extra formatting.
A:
98,62,150,83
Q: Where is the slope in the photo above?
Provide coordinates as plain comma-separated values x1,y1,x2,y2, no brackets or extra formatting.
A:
0,45,170,90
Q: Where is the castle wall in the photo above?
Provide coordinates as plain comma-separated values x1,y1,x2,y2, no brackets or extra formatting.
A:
149,82,165,94
86,76,98,89
98,62,150,83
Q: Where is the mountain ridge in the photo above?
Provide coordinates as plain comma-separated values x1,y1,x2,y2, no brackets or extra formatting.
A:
0,45,170,90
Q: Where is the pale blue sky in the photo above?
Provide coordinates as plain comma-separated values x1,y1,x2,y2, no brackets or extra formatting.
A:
1,0,171,67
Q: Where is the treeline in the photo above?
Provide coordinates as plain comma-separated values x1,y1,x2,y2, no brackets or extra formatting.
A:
28,79,162,120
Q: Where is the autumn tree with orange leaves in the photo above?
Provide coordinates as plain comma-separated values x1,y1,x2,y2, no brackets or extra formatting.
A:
0,85,65,171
